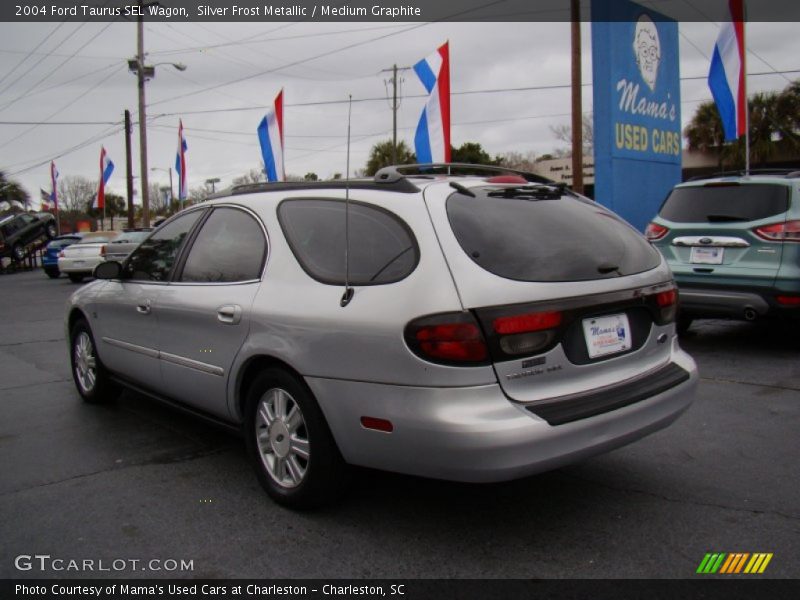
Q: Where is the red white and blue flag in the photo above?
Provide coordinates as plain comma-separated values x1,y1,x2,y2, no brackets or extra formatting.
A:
94,146,114,210
175,119,188,199
413,42,450,163
708,0,746,141
49,161,59,210
257,90,285,182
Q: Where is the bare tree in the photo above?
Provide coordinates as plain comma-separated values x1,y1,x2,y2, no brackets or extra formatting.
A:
148,182,170,214
497,150,538,172
57,175,96,213
232,167,265,186
549,113,594,156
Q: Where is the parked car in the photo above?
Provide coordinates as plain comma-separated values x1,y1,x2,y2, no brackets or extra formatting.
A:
42,233,85,278
0,212,57,261
58,231,120,283
646,170,800,331
66,164,697,508
103,229,152,262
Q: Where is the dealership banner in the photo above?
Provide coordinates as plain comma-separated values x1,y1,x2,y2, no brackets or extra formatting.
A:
592,0,682,232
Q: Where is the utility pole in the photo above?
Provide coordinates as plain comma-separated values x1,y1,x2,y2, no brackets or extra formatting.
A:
571,0,585,195
381,64,408,164
136,2,150,227
124,110,135,229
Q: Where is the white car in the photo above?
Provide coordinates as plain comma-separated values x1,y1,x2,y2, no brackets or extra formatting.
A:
58,231,120,283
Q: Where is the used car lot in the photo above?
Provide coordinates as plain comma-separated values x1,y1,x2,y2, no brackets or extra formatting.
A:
1,270,798,578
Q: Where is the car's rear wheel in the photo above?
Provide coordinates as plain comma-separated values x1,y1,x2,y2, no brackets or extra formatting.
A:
45,268,60,279
244,368,349,509
68,273,84,283
69,318,118,404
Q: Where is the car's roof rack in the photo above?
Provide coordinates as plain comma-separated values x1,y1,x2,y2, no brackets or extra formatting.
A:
230,178,420,196
373,163,555,184
687,168,800,181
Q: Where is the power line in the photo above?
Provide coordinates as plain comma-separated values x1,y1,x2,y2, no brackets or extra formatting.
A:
0,22,67,88
147,0,511,108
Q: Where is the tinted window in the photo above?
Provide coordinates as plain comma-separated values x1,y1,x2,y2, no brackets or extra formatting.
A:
125,210,203,281
660,184,789,223
180,208,266,282
19,214,35,224
447,187,661,282
278,199,418,285
48,237,81,249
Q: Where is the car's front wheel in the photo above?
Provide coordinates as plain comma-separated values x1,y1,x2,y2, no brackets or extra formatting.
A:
46,223,57,238
69,318,118,404
44,268,60,279
12,244,25,262
244,368,349,509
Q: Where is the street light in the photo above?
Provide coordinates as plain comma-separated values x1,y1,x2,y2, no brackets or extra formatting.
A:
129,5,187,227
150,167,174,213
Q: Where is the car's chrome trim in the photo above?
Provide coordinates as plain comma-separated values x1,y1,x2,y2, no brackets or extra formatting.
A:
102,337,159,359
672,236,750,248
102,336,225,376
160,351,225,377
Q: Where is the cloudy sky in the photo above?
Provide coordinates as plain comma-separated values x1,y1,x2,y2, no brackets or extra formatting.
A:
1,9,799,206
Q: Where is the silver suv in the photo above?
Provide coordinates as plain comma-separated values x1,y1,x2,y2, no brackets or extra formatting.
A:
66,164,698,508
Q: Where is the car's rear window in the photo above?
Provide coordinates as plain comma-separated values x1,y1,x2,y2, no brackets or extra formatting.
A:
48,237,81,249
659,183,789,223
446,186,661,282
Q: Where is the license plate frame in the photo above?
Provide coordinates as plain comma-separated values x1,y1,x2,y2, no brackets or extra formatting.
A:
582,313,632,359
690,246,724,265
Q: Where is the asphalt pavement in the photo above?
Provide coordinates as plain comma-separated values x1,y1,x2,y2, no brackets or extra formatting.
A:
1,269,798,579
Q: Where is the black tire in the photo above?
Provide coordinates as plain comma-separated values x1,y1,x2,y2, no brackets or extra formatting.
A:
68,273,84,283
244,368,349,509
12,244,25,262
45,268,60,279
69,318,119,404
46,223,57,238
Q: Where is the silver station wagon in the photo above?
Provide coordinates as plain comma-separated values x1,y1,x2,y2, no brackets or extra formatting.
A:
66,164,698,508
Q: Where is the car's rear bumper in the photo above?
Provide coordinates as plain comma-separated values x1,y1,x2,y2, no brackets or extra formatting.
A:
58,256,103,274
307,339,697,483
677,283,800,320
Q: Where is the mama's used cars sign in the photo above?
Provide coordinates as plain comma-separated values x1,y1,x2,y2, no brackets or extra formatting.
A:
592,0,681,231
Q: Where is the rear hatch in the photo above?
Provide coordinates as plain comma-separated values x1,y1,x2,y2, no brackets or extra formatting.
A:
650,182,790,288
421,181,678,406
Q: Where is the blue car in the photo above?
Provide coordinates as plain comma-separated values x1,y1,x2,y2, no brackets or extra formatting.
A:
43,234,84,278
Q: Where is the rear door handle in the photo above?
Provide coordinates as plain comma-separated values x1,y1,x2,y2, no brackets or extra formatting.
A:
136,299,152,315
217,304,242,324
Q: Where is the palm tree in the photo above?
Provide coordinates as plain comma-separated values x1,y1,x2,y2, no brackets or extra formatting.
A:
365,140,415,176
0,171,30,208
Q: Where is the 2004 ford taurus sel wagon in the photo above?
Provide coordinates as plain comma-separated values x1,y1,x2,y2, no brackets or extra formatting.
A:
66,164,698,508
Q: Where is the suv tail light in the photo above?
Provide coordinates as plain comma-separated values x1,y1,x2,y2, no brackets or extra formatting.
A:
404,312,489,366
645,222,669,242
753,220,800,242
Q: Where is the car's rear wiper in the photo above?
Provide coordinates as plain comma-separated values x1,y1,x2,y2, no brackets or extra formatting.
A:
705,214,749,222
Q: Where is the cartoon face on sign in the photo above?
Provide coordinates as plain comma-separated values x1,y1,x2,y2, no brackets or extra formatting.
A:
633,14,661,91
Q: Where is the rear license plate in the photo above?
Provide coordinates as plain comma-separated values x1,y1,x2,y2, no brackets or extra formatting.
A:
582,313,631,359
690,246,724,264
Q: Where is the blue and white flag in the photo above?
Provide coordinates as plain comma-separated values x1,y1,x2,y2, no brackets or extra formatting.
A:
257,90,285,182
94,146,114,209
708,0,746,141
413,42,451,163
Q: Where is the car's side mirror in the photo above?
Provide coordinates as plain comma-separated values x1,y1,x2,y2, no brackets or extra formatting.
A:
94,260,122,280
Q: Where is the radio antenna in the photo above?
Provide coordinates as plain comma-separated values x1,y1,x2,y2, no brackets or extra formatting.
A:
340,94,354,308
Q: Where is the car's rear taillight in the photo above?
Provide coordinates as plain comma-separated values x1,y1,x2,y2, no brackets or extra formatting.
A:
491,310,563,356
58,251,65,258
776,295,800,306
404,312,489,366
753,220,800,242
650,286,678,324
100,245,106,257
645,222,669,242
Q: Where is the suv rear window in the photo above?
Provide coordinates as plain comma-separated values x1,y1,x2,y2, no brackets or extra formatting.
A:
447,186,661,282
278,198,418,285
660,183,789,223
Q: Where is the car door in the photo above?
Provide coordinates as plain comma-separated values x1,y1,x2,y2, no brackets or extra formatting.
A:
91,210,206,387
156,206,267,420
